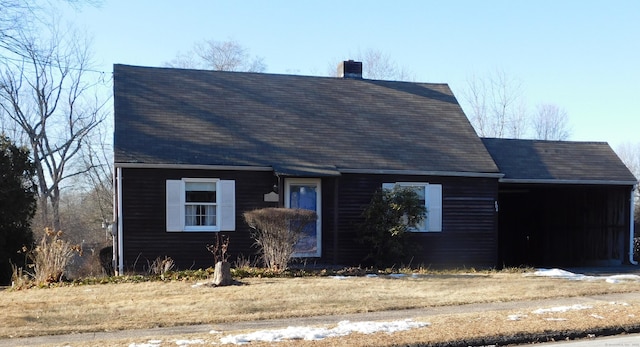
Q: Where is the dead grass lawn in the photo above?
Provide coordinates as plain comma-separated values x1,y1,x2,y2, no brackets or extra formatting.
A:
75,301,640,347
1,271,639,344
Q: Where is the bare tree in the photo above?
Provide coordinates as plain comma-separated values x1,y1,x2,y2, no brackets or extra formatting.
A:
357,48,414,81
0,1,32,53
0,22,108,231
461,69,528,138
1,1,99,54
80,127,113,227
532,103,571,140
615,142,640,220
616,142,640,180
59,126,113,244
165,39,266,72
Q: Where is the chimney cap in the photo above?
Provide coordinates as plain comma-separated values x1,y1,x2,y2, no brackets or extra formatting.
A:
338,60,363,79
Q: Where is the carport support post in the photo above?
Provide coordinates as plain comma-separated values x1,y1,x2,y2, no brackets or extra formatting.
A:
630,186,638,265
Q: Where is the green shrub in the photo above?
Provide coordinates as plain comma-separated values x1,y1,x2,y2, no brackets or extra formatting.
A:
359,186,426,267
0,135,37,285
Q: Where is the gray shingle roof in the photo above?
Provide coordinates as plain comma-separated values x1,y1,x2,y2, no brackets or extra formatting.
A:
113,64,500,174
481,138,637,184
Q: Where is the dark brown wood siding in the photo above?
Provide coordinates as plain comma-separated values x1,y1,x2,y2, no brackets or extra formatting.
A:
120,168,499,271
323,174,499,268
120,168,277,271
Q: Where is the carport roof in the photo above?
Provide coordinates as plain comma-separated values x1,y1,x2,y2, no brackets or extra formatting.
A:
481,138,638,185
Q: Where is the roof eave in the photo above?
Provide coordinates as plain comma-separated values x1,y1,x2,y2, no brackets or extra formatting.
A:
339,168,504,179
499,178,638,186
113,162,505,179
114,162,273,171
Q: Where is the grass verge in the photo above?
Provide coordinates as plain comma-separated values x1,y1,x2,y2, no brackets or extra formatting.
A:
1,269,639,345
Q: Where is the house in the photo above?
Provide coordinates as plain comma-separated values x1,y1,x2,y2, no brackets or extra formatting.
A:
112,62,637,274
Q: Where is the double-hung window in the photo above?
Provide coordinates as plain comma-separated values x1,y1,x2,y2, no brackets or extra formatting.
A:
166,178,236,232
383,182,442,232
185,181,217,229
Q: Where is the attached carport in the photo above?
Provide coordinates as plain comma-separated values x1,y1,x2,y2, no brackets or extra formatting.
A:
482,138,637,267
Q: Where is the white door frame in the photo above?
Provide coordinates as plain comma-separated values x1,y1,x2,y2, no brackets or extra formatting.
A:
284,178,321,257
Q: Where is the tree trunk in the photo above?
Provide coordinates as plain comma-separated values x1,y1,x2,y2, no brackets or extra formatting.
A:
213,261,232,286
50,187,61,231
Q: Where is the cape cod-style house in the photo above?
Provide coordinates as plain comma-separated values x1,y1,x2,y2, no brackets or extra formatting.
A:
112,61,637,274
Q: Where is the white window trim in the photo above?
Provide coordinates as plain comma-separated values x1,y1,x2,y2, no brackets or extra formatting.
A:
383,182,443,233
183,178,220,232
166,178,236,232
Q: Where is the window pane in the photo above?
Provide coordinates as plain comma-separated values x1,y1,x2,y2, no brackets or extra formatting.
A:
185,204,216,226
289,184,318,255
413,186,426,201
185,182,216,203
185,182,216,191
185,205,197,225
400,184,428,231
186,190,216,202
205,205,216,226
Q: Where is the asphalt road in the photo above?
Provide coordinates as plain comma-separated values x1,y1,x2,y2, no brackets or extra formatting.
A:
538,333,640,346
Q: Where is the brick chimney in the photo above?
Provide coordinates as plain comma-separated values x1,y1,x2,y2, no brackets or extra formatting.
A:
338,60,363,79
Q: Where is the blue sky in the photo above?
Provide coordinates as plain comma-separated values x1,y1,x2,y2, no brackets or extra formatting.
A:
62,0,639,149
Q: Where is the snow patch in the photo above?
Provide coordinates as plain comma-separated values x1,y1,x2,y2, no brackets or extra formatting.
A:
388,273,407,279
330,275,350,280
605,274,640,283
532,304,592,314
191,282,212,288
528,268,640,283
129,340,162,347
609,301,630,306
530,268,592,281
507,314,527,321
218,319,429,344
175,339,205,346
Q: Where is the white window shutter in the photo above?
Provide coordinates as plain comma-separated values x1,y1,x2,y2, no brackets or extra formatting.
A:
427,184,442,232
166,180,184,232
219,180,236,231
382,183,395,191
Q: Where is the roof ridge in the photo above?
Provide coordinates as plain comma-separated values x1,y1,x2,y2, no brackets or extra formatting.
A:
481,137,611,145
112,63,451,86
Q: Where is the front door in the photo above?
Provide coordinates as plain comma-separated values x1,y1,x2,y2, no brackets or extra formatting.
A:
285,178,321,257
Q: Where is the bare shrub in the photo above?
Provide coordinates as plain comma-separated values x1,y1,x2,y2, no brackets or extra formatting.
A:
10,263,29,289
99,246,114,276
27,228,81,284
148,256,175,278
244,208,317,272
233,254,257,269
206,233,230,264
